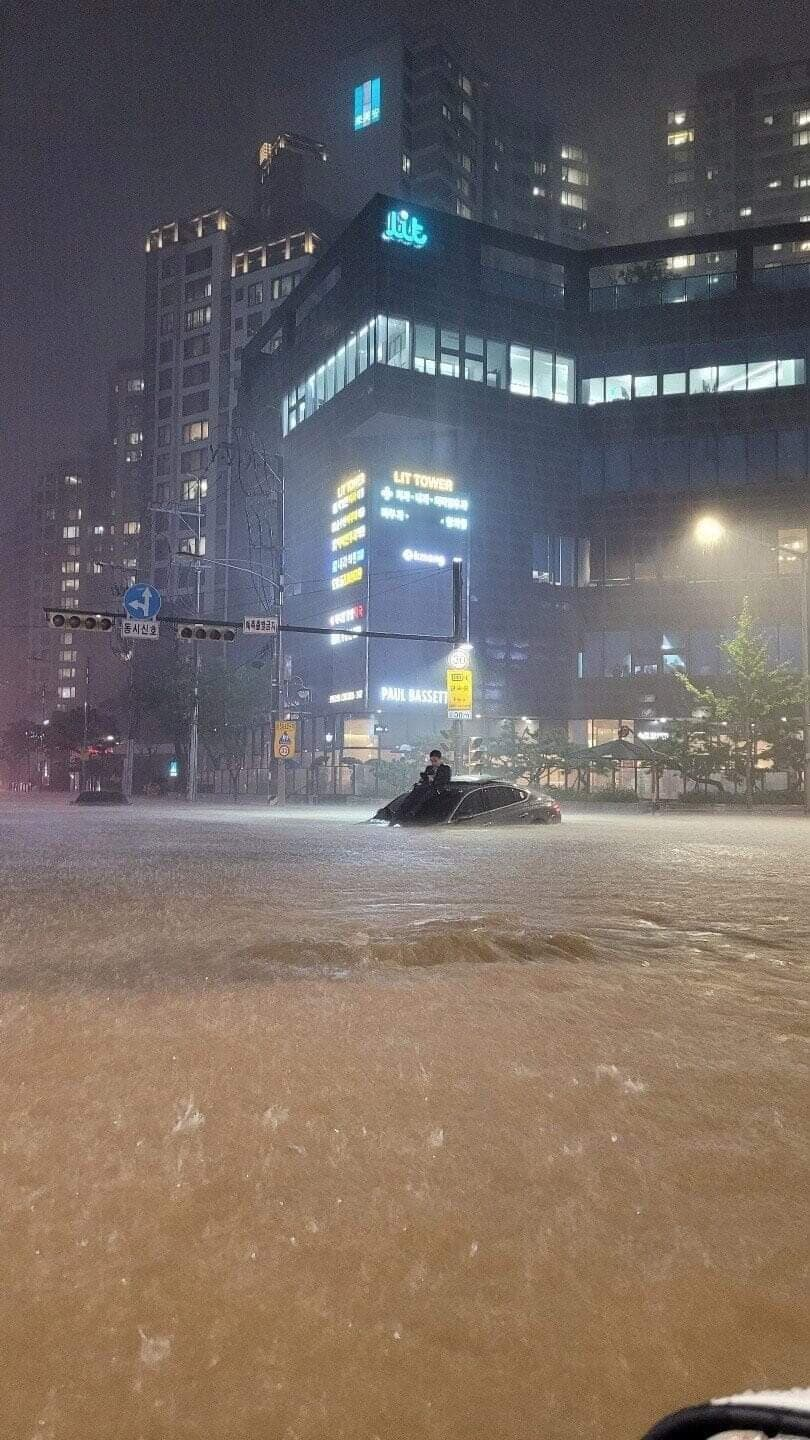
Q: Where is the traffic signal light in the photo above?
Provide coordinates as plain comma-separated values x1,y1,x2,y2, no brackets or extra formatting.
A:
47,610,114,633
469,736,485,772
177,622,237,642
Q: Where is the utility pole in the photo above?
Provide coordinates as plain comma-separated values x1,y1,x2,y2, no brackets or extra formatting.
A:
269,458,285,804
121,649,135,801
795,552,801,823
186,487,203,804
80,657,90,794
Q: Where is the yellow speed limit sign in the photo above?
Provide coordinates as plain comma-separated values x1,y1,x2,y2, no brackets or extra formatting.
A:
446,667,473,719
273,720,298,759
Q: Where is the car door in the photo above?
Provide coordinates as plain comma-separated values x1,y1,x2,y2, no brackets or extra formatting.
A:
450,788,489,824
481,784,525,824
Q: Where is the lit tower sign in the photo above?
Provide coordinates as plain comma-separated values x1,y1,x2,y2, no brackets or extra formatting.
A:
381,208,428,249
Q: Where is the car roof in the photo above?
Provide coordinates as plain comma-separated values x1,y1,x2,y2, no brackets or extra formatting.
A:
448,778,509,791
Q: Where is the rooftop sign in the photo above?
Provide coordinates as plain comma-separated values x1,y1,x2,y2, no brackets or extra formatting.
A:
381,208,428,250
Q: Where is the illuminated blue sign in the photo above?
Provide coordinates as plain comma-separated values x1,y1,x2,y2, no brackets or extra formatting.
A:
381,208,428,250
354,77,381,130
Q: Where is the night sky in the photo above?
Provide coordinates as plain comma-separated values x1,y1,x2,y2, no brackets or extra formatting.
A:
2,0,806,594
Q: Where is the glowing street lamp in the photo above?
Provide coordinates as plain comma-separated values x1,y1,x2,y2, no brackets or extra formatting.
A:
694,514,727,548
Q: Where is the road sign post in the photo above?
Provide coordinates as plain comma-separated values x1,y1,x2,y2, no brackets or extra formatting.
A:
123,583,162,621
244,616,279,636
121,618,160,641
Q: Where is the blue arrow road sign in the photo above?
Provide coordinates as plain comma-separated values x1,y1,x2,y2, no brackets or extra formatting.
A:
123,583,162,621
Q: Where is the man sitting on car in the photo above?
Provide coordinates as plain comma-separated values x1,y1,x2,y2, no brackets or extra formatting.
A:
393,749,452,820
418,749,452,790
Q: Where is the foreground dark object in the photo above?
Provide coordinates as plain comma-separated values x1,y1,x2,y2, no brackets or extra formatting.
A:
643,1392,810,1439
371,779,562,827
73,790,129,806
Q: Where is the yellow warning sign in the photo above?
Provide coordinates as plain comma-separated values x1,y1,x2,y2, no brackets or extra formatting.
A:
273,720,298,759
446,668,473,717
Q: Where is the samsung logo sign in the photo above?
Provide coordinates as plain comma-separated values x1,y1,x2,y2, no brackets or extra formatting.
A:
381,208,428,249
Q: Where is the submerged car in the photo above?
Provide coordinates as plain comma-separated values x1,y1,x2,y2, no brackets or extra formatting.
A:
371,778,562,827
73,790,129,806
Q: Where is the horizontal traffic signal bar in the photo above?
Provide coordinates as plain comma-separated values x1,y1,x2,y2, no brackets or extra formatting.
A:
177,623,237,642
47,610,115,632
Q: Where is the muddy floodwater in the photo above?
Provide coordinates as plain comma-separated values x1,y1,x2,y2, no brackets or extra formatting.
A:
2,798,808,1439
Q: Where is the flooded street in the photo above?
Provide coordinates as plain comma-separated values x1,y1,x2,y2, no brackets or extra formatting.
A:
2,798,809,1439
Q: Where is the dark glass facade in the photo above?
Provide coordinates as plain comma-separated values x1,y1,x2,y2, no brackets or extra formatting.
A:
238,195,810,750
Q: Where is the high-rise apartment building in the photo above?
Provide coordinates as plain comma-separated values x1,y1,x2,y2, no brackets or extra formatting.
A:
29,461,91,717
262,25,606,246
24,364,145,721
141,207,320,618
656,56,810,242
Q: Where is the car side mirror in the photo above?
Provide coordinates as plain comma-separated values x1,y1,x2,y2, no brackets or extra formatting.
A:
642,1394,810,1440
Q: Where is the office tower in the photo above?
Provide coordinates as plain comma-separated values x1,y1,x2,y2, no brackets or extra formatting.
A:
657,56,810,243
267,24,606,245
141,207,320,619
238,193,810,757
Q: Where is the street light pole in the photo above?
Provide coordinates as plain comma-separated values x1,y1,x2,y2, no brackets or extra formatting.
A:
800,552,810,817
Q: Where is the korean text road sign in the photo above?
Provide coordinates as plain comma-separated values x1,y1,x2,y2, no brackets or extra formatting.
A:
244,615,279,635
273,721,298,759
123,583,162,620
446,667,473,719
121,618,160,641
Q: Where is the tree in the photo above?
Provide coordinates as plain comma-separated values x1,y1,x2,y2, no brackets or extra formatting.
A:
0,722,42,788
133,656,196,781
469,719,526,780
678,598,807,808
197,660,269,798
652,719,730,798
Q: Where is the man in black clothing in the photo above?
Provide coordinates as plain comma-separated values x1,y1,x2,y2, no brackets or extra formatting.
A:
419,749,452,790
391,749,452,821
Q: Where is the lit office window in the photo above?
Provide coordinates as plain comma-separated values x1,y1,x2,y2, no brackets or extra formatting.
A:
402,152,411,175
795,175,810,188
386,317,410,368
739,205,753,217
440,329,460,378
413,323,436,374
561,191,587,210
561,144,584,161
768,178,783,187
793,130,810,147
634,375,658,398
562,165,589,187
554,355,575,403
353,77,381,130
605,375,632,402
509,344,531,396
668,210,694,228
463,334,484,382
794,108,810,127
485,339,507,389
532,349,553,400
667,110,687,126
763,113,775,126
582,377,605,405
662,372,687,394
666,253,695,270
667,129,694,146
